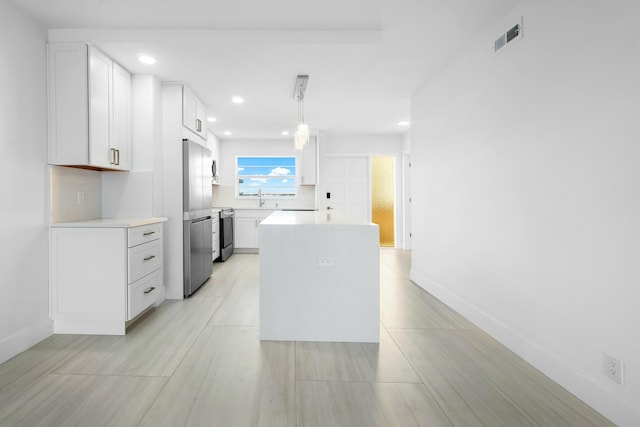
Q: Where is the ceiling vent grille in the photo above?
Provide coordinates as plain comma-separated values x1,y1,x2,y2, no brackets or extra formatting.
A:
494,18,523,53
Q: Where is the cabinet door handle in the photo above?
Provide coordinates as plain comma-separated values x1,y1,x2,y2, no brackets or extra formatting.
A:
143,255,156,261
110,148,116,164
115,149,120,165
196,119,202,132
143,231,156,236
144,286,156,294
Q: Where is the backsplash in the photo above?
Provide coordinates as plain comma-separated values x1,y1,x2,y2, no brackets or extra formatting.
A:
50,166,101,223
212,184,317,210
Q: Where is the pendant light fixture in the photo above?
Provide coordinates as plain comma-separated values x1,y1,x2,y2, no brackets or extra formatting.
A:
293,75,309,150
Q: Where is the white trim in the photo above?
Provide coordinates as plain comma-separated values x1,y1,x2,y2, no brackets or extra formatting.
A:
409,266,640,427
0,320,53,365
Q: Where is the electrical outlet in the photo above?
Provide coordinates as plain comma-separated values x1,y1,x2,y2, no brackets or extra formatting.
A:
603,353,624,385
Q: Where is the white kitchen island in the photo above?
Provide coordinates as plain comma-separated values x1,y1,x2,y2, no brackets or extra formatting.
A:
259,211,380,342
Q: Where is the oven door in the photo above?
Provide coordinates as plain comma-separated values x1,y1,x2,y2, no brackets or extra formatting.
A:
221,215,233,248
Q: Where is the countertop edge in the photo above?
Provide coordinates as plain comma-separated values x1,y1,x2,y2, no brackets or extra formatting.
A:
49,217,168,228
260,211,378,227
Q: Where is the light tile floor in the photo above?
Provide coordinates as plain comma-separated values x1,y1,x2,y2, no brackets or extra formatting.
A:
0,250,615,426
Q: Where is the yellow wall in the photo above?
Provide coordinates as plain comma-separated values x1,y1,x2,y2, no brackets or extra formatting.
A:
371,157,395,247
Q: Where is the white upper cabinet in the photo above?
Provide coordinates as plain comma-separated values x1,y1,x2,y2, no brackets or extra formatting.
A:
111,62,132,170
47,42,131,171
182,85,208,141
87,47,112,169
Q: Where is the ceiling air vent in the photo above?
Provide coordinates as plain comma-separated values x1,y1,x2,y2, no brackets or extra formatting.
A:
494,18,523,53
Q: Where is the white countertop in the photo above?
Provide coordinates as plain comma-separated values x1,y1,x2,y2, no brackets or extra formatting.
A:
217,207,316,211
49,217,168,228
260,210,375,226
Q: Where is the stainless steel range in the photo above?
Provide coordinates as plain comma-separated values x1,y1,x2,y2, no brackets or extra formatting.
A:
219,208,234,261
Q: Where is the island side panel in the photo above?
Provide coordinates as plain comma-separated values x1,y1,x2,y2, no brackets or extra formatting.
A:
259,222,379,343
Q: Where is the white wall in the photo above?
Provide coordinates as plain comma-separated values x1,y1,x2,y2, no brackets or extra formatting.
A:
319,132,405,248
410,1,640,425
213,138,317,210
0,1,51,364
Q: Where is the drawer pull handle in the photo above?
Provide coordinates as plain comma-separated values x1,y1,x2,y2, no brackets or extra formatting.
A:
143,255,156,261
143,231,156,236
144,286,156,294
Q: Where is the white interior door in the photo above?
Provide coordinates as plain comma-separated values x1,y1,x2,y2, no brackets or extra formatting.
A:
323,156,369,221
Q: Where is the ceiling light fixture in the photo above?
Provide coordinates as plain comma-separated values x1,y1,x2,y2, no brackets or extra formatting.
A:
223,131,231,136
397,120,410,126
293,75,310,150
231,96,244,104
281,131,290,136
138,55,156,65
207,116,217,123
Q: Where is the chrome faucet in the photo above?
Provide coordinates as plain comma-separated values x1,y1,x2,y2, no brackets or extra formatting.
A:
258,187,265,207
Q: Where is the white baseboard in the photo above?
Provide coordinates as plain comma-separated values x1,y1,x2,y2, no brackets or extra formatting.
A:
409,267,640,427
0,319,53,365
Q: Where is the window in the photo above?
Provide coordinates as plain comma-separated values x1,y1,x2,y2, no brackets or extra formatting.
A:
236,157,296,198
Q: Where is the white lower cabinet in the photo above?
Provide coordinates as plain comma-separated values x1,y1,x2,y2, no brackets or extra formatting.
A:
234,210,274,251
128,269,162,320
212,214,220,261
50,221,164,335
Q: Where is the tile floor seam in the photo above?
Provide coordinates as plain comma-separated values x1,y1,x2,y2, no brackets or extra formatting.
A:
294,340,299,427
295,379,422,385
45,372,171,379
133,303,219,427
383,324,457,427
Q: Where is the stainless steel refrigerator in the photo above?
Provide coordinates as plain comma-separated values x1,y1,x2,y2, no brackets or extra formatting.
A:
183,139,213,297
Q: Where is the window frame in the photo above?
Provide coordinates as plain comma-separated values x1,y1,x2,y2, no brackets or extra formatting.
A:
235,156,298,199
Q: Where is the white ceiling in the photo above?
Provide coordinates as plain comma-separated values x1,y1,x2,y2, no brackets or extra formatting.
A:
13,0,519,140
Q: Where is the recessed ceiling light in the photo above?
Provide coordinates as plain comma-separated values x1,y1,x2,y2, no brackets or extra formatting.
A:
138,55,156,65
207,116,217,123
281,131,290,136
397,121,410,126
223,131,232,136
231,96,244,104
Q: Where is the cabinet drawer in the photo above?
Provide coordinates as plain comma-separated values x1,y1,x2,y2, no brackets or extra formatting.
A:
128,223,162,247
128,239,162,283
128,269,161,320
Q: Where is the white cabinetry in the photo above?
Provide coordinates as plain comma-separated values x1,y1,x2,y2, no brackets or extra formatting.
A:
300,136,317,185
212,212,220,261
234,210,274,251
111,62,132,170
47,42,131,170
50,221,164,335
182,85,208,141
